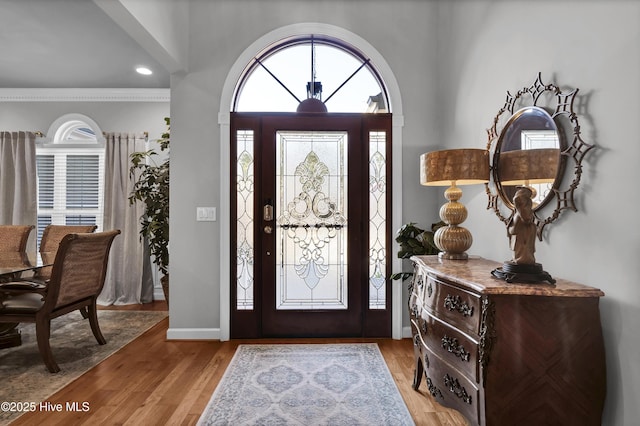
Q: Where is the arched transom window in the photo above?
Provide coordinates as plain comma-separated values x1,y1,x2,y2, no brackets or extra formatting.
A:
233,35,389,113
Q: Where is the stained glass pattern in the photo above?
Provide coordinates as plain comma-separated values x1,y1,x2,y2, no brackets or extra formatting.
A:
276,131,348,310
236,130,254,310
369,131,387,309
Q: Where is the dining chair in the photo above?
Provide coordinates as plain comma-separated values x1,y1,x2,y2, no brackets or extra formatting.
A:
39,224,98,253
34,224,98,280
34,225,99,319
0,230,120,373
0,225,34,252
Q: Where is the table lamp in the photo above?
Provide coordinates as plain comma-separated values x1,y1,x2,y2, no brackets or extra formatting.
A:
420,148,490,260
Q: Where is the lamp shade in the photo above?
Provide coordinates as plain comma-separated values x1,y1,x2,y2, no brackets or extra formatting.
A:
421,148,490,186
498,148,560,185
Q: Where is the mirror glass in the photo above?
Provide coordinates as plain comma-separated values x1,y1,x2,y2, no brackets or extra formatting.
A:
494,106,562,209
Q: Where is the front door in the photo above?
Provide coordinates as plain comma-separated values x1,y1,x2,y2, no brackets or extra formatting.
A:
231,112,391,338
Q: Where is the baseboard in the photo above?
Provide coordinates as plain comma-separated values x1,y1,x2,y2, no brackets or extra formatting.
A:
402,326,413,339
167,326,410,341
166,327,220,341
153,288,165,301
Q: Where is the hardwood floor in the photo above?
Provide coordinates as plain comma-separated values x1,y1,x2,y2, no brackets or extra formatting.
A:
13,302,468,425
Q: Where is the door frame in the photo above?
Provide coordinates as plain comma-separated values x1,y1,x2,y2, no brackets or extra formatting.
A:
219,112,404,341
230,112,393,338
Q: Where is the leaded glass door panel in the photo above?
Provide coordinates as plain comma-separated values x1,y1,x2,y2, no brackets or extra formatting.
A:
275,130,348,311
231,113,392,337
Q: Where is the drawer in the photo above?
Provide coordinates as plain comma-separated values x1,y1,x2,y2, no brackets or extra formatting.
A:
423,274,482,336
423,347,481,425
422,311,480,383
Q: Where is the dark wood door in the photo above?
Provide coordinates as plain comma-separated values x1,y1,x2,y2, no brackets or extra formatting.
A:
231,113,392,338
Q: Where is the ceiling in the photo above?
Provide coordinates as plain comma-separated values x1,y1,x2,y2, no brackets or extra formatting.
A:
0,0,170,89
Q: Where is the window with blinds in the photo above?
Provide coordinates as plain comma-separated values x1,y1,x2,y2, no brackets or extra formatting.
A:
35,140,105,249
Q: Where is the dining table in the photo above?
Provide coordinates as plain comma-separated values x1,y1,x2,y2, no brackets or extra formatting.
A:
0,251,55,349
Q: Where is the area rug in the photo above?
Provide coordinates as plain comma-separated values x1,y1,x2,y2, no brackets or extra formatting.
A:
0,309,167,425
197,343,415,425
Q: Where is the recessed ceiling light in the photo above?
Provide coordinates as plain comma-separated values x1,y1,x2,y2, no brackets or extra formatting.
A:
136,67,153,75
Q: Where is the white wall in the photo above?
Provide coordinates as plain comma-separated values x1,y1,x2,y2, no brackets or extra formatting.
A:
164,0,637,424
436,2,640,425
0,100,169,139
169,0,442,335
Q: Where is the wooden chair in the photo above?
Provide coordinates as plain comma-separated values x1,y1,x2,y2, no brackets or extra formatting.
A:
0,225,34,252
35,224,98,280
0,230,120,373
39,224,98,253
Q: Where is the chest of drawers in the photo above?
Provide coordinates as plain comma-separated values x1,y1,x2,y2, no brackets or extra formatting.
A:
409,256,606,426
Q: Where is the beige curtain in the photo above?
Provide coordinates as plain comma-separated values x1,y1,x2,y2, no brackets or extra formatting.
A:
99,132,153,305
0,131,37,249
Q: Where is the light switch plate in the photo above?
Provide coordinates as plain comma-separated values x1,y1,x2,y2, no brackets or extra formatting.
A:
196,207,216,221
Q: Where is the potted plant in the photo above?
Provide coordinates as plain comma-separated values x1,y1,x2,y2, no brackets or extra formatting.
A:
129,117,170,304
390,221,444,281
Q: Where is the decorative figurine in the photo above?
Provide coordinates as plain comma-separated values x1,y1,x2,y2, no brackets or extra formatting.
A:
492,186,555,284
508,187,537,265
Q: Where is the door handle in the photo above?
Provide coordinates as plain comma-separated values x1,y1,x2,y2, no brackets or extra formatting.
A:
263,199,273,222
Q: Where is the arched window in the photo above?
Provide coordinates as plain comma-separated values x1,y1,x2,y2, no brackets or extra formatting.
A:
233,35,389,113
53,119,99,143
36,114,105,246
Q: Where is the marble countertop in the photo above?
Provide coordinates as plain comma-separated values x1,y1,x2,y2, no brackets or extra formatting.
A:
411,255,604,298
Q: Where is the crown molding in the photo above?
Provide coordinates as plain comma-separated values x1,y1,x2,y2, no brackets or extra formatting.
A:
0,88,170,102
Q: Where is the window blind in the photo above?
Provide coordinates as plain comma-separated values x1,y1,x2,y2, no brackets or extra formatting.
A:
35,146,105,249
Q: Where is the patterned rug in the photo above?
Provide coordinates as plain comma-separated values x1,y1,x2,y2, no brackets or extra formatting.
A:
0,309,167,425
197,343,415,425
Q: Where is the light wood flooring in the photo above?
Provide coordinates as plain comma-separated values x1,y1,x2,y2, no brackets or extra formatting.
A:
12,301,468,425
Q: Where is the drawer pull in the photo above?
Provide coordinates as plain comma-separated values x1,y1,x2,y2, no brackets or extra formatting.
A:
413,334,421,348
409,274,423,294
441,335,470,362
444,373,472,405
410,304,419,319
444,294,474,317
427,281,433,298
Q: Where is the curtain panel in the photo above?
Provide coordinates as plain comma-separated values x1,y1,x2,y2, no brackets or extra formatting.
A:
0,131,37,249
99,132,153,305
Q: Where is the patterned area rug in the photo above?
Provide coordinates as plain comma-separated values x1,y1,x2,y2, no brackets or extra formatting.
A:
197,343,415,425
0,309,167,425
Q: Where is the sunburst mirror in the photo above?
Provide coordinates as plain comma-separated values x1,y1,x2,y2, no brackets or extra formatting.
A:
486,72,594,240
485,73,595,283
